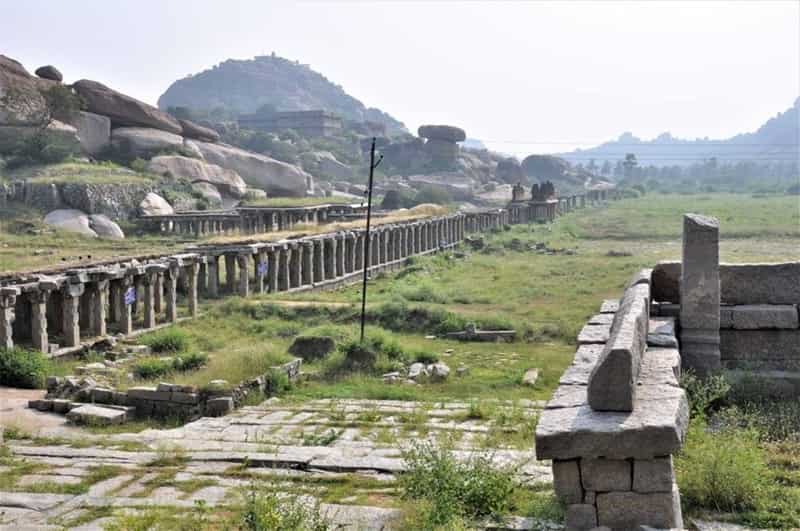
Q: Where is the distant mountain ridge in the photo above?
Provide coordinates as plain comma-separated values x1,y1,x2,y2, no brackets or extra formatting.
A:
560,98,799,167
158,54,407,135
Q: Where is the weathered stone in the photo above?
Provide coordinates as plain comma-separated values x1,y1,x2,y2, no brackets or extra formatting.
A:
536,387,689,460
639,348,681,386
73,79,182,133
651,261,681,303
596,483,683,529
178,118,220,142
70,111,111,156
680,214,720,376
89,214,125,240
552,459,583,504
720,329,800,363
580,458,631,491
66,404,126,426
34,65,63,82
628,268,653,288
0,54,54,126
28,399,52,411
588,284,649,411
111,127,183,158
559,345,604,386
91,387,114,404
565,504,598,531
633,456,674,493
721,304,799,330
44,209,97,237
587,313,614,325
206,396,234,417
720,262,800,305
600,299,619,313
407,362,428,380
647,334,678,348
577,323,610,345
522,368,539,386
139,192,174,216
288,336,336,361
127,386,171,401
418,124,466,142
429,362,450,381
147,155,247,198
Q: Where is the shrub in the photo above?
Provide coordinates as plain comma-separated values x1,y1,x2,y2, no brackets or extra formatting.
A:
414,185,453,206
240,487,329,531
142,329,190,354
340,340,378,370
0,347,50,389
676,420,771,512
264,369,292,395
400,439,516,527
413,351,439,364
680,370,730,417
173,352,208,371
132,352,207,379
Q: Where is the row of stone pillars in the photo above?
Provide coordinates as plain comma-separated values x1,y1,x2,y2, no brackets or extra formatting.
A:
3,211,518,354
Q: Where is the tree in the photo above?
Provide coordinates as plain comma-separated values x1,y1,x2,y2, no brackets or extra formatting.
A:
587,159,598,174
600,160,612,176
622,153,638,179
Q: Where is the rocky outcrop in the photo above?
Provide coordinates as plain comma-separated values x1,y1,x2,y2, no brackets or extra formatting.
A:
60,182,156,219
87,214,124,239
146,155,247,198
0,55,53,126
139,192,174,216
418,124,466,167
69,111,110,156
73,79,182,134
301,151,353,180
191,182,223,208
110,127,183,159
194,141,308,197
35,65,62,82
43,209,96,237
0,119,81,155
496,157,525,184
178,118,220,142
418,125,466,143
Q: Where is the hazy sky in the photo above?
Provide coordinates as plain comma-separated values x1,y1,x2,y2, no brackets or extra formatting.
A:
3,1,798,156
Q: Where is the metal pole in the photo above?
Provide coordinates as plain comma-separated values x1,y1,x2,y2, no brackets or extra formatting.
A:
360,138,381,343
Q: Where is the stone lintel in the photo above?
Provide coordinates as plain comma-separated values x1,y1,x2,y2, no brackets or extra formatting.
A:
720,304,799,330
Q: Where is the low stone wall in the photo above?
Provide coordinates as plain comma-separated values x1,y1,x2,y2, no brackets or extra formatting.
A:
31,358,303,423
536,271,689,529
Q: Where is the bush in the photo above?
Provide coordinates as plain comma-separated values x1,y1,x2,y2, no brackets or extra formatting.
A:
0,347,50,389
240,486,329,531
173,352,208,371
414,185,453,206
132,352,207,380
400,439,516,527
676,420,771,513
680,370,730,417
141,329,190,354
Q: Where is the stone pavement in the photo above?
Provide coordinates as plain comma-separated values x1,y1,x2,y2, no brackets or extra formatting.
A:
0,398,551,530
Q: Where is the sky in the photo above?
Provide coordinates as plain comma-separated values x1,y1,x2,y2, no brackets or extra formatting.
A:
3,0,798,156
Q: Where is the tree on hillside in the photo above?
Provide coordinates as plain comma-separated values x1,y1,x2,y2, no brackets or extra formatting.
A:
623,153,638,179
601,160,612,176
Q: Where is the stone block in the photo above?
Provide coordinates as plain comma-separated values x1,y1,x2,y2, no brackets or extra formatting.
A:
51,399,73,414
127,386,171,401
205,396,234,417
580,458,631,491
596,483,683,529
66,404,126,426
724,305,799,330
577,324,610,345
559,345,604,386
639,348,681,386
28,399,52,411
552,459,583,504
171,391,200,405
91,387,114,404
588,284,649,411
681,214,720,327
651,261,681,303
565,504,598,531
536,385,689,460
647,333,678,348
720,329,800,362
629,268,653,288
633,456,674,493
600,299,619,313
588,313,614,325
720,262,800,305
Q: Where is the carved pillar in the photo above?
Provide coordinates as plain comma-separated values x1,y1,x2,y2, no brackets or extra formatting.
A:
142,271,157,329
278,246,290,291
61,283,84,347
335,235,345,277
186,262,200,317
237,254,250,297
224,254,236,293
0,288,18,350
165,264,179,323
313,240,324,284
302,242,313,285
289,244,301,288
207,255,220,298
324,238,336,280
90,280,109,338
198,262,208,296
30,289,50,353
153,271,164,313
268,248,279,293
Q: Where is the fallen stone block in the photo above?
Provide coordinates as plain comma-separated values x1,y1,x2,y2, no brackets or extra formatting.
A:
205,396,234,417
28,399,53,412
66,404,127,426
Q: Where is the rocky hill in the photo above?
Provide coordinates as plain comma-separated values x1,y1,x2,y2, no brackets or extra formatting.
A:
560,98,799,167
158,54,407,136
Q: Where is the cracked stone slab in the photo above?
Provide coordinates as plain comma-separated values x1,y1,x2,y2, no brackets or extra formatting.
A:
577,324,611,345
600,299,619,313
559,345,604,386
588,313,614,325
0,492,74,511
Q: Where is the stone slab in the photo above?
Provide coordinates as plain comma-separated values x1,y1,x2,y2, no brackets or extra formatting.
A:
600,299,619,313
587,313,614,325
596,483,683,529
66,405,126,426
536,387,689,460
649,316,676,336
580,457,631,491
719,304,799,330
720,329,800,362
577,324,610,345
639,348,681,386
127,387,171,402
559,345,603,386
633,456,674,493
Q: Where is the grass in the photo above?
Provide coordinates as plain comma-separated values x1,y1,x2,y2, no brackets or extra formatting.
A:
242,195,356,207
7,160,158,185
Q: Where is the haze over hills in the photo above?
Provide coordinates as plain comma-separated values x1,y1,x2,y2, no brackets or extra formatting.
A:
158,54,407,136
559,97,799,168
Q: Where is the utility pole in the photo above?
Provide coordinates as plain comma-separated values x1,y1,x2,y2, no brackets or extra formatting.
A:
360,138,382,343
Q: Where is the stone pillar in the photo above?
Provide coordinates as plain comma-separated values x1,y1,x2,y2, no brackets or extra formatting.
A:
61,283,84,347
207,255,220,298
313,240,325,284
386,229,395,262
164,264,179,322
198,262,208,296
30,289,50,353
0,288,19,349
142,271,157,329
680,214,721,375
302,242,314,285
186,262,200,317
289,244,301,288
335,235,345,277
325,238,336,280
380,230,388,264
224,254,236,293
268,248,279,293
278,246,290,291
153,271,164,313
236,254,250,297
256,251,268,294
343,234,353,273
355,233,365,270
90,280,109,338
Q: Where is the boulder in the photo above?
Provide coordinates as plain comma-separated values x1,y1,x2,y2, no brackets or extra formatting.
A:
182,139,204,159
146,155,247,198
418,125,466,142
44,209,97,237
193,141,308,197
407,362,428,380
72,79,182,134
70,111,110,156
34,65,62,82
0,119,81,155
288,336,336,361
191,182,222,207
88,214,124,239
0,55,54,126
523,368,540,386
178,118,220,142
139,192,173,216
111,127,183,159
496,157,525,184
429,362,450,381
302,151,353,180
424,139,459,165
